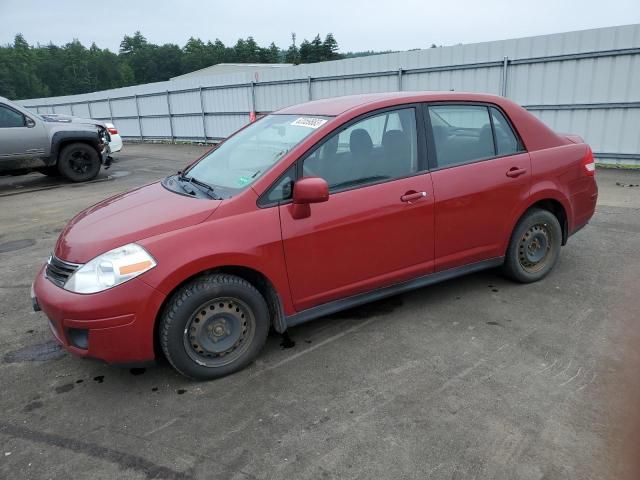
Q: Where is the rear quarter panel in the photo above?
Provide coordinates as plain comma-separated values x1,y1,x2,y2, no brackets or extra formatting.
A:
518,143,596,237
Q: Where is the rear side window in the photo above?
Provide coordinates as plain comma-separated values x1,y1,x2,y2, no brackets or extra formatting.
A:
0,105,25,128
490,107,522,156
428,105,495,168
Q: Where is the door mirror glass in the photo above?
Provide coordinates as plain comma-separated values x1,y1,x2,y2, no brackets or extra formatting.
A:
25,116,36,128
293,177,329,205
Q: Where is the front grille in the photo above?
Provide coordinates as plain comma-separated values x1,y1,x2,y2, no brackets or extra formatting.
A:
45,255,81,288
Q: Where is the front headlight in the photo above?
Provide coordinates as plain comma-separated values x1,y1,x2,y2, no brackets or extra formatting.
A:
64,243,156,294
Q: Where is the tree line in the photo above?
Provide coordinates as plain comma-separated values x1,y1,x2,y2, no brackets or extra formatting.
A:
0,31,375,100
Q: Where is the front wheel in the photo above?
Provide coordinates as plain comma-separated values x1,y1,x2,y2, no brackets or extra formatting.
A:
503,208,562,283
160,274,270,380
57,143,101,182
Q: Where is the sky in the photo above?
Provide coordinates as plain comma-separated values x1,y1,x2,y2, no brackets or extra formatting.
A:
1,0,639,53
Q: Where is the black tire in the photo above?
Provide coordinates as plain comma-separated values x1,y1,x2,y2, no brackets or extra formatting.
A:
37,166,61,177
503,208,562,283
56,143,101,182
160,274,270,380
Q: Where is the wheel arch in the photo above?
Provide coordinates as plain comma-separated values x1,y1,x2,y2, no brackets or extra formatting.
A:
50,131,102,163
505,192,571,255
152,264,287,360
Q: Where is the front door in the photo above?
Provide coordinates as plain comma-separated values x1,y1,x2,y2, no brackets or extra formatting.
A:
280,106,435,312
0,103,48,167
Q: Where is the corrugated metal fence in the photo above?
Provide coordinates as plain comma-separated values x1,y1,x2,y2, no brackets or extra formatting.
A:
18,24,640,165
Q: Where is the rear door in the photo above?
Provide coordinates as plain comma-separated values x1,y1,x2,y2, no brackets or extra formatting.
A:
278,106,435,312
426,103,531,271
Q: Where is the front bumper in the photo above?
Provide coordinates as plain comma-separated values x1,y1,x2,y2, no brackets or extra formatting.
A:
32,265,166,364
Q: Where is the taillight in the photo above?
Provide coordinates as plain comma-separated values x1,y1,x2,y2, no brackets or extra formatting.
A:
108,127,118,135
583,147,595,177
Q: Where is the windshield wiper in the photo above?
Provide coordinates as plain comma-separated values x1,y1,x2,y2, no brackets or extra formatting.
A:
177,173,220,199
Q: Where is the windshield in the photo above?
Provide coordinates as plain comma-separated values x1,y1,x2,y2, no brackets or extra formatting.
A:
186,114,331,191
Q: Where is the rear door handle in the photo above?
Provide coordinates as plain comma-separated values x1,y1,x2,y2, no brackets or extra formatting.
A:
506,167,527,178
401,191,427,203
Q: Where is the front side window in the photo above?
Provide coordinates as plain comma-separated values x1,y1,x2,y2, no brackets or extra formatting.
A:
429,105,495,168
186,114,330,195
303,107,418,192
0,105,26,128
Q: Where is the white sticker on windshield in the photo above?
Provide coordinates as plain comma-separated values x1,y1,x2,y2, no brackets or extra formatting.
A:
290,117,328,129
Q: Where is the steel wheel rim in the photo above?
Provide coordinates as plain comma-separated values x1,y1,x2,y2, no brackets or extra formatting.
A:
68,150,92,174
518,223,553,273
182,297,255,368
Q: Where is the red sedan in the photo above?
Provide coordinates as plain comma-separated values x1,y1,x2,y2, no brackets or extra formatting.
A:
32,92,598,379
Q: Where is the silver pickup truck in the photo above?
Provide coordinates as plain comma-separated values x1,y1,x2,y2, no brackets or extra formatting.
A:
0,96,110,182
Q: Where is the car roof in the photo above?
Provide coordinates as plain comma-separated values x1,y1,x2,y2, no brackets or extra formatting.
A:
275,91,511,116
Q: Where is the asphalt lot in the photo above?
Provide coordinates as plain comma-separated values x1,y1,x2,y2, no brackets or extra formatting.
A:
1,144,640,480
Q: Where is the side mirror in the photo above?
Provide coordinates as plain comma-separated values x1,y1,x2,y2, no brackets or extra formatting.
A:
291,177,329,219
25,116,36,128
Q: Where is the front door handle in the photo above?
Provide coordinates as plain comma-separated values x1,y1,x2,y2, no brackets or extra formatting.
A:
506,167,527,178
401,191,427,203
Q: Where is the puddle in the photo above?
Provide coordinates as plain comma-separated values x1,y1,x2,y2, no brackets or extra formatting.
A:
616,182,640,188
0,239,36,254
93,375,105,383
3,341,65,363
107,170,130,179
487,321,502,326
23,401,43,413
129,368,146,376
55,383,74,394
176,389,187,395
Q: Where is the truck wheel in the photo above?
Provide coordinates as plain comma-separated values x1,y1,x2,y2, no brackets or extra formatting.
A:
503,208,562,283
57,143,101,182
160,274,270,380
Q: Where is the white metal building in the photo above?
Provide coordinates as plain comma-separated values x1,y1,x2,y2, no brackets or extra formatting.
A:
18,24,640,165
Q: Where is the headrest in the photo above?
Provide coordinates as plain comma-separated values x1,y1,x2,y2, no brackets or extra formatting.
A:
349,128,373,157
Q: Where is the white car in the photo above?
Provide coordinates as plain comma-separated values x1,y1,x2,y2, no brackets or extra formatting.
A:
104,122,122,157
39,114,122,158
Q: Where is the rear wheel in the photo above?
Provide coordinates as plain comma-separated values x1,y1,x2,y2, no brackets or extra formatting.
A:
503,208,562,283
57,143,101,182
160,274,270,380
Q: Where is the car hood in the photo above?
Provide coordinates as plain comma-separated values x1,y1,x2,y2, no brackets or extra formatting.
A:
55,182,221,263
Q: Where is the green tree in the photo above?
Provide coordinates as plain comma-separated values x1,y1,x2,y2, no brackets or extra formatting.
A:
0,31,356,99
284,33,299,64
299,39,311,63
322,33,342,61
